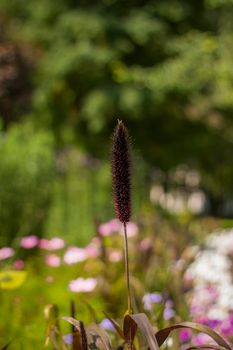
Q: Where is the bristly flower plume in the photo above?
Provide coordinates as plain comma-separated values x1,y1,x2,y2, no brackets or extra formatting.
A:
112,119,132,312
112,120,131,223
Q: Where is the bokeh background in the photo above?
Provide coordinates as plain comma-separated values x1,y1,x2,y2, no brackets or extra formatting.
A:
1,0,233,348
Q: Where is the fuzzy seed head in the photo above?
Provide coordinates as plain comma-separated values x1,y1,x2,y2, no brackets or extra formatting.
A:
111,120,131,223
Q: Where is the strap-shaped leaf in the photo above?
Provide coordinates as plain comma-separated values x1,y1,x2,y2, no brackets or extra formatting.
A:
62,317,112,350
62,317,81,332
186,345,227,350
123,314,137,346
87,324,112,350
155,322,232,350
128,313,159,350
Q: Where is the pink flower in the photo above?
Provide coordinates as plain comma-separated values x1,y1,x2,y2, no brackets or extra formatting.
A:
69,278,97,292
13,260,25,270
63,247,87,264
108,250,123,262
46,275,55,284
99,219,138,237
98,219,121,236
120,222,138,237
140,238,152,251
0,247,15,260
126,222,138,237
192,333,213,346
85,239,100,259
220,319,233,337
20,235,39,249
45,254,61,267
39,237,65,250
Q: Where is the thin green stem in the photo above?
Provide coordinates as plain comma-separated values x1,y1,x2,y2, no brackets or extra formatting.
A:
123,222,132,313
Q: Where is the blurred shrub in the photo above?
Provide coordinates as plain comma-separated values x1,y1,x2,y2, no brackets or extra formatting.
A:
0,123,54,246
45,149,149,246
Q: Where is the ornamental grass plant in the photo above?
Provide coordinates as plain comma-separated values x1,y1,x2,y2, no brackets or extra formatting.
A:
40,121,233,350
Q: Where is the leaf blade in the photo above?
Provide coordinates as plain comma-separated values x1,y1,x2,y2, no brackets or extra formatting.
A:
129,313,159,350
155,322,232,350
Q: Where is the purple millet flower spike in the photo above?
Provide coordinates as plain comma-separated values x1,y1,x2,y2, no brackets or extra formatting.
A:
111,120,131,223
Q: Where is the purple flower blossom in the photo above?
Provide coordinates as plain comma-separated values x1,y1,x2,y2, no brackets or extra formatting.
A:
20,235,39,249
99,319,115,331
63,333,73,345
0,247,15,260
143,293,163,311
163,308,175,320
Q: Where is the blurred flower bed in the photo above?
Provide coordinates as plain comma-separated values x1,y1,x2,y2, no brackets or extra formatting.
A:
0,218,233,348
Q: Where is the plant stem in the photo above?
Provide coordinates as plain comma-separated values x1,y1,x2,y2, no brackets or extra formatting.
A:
123,221,132,313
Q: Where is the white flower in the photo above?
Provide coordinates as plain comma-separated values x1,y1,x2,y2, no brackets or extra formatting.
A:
68,278,97,293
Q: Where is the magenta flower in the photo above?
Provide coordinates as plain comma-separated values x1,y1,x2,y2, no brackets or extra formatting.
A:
39,237,65,250
68,278,97,292
45,254,61,267
20,235,39,249
63,247,87,264
0,247,15,260
179,329,192,343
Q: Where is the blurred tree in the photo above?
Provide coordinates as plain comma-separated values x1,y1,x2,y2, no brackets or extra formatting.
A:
0,41,32,128
1,0,233,212
0,123,54,245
